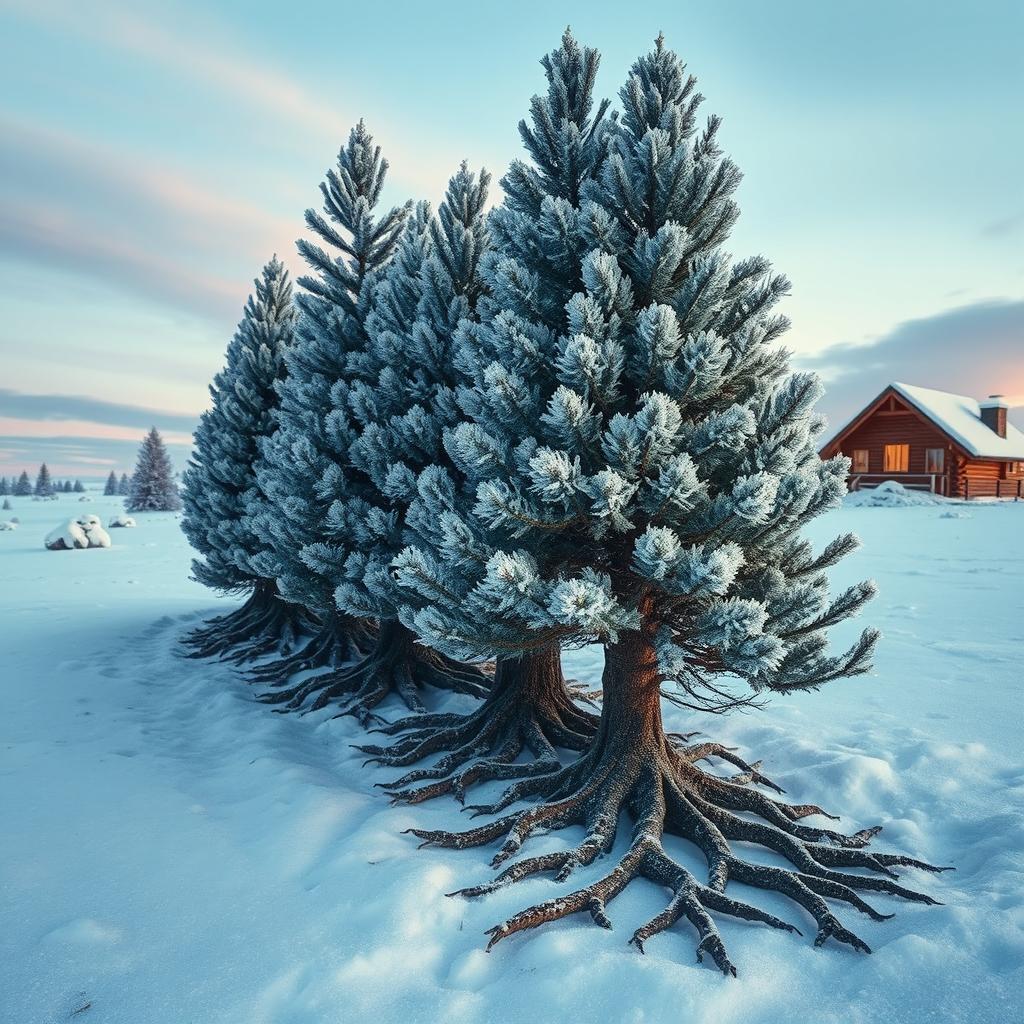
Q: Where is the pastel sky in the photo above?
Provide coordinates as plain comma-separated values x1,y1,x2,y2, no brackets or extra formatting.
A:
1,0,1021,479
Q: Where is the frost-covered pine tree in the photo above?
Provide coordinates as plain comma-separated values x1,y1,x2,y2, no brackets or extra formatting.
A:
361,32,616,798
104,471,118,496
265,167,495,719
73,480,84,493
127,428,181,512
14,471,32,496
392,36,944,972
118,473,131,496
34,464,54,497
181,257,307,660
249,122,410,685
0,477,8,496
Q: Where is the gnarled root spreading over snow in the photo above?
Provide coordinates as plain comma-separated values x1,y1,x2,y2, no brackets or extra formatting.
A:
257,619,490,722
183,581,309,661
245,614,374,685
405,637,950,974
360,648,598,805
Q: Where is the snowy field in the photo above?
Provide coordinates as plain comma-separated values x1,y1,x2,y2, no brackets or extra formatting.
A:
2,490,1022,1024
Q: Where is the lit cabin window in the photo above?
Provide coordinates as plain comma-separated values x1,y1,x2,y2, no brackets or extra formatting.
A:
883,444,909,473
851,449,869,473
924,448,944,474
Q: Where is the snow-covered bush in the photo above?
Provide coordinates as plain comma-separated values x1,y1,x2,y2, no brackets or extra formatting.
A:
0,520,16,531
109,515,137,528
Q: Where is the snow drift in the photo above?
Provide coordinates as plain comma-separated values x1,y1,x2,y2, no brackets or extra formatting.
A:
844,480,948,508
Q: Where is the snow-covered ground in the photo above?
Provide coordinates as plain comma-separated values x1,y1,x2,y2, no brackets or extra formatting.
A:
1,490,1022,1023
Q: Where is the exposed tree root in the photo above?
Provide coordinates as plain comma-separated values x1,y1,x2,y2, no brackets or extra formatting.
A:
182,581,307,661
246,614,374,686
357,647,599,805
257,619,490,722
404,630,951,974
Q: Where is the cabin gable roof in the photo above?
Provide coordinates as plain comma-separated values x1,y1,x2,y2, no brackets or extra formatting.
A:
821,382,1024,462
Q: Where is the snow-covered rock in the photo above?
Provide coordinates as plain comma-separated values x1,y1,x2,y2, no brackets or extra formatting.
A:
84,523,112,548
845,480,948,508
78,495,93,502
44,515,112,550
0,520,17,531
45,519,89,550
77,514,112,548
109,515,137,528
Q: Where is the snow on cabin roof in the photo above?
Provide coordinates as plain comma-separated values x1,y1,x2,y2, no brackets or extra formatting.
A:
890,382,1024,459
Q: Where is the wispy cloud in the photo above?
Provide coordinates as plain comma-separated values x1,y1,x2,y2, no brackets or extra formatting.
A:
0,433,191,479
981,212,1024,237
0,201,246,321
0,389,198,434
0,116,301,319
4,0,462,199
0,417,193,447
800,297,1024,428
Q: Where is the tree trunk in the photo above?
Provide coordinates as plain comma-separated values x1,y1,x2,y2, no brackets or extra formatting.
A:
365,643,599,805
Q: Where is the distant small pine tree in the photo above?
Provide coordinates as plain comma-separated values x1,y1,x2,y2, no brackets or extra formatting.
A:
34,464,54,497
63,480,74,493
127,428,182,512
73,480,85,493
118,472,131,496
14,471,32,496
0,477,8,496
104,471,118,496
2,497,11,511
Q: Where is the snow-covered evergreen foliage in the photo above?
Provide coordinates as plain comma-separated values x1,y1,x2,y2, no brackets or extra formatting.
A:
127,428,181,513
334,163,491,624
73,480,84,493
182,257,296,593
118,473,131,496
394,35,877,710
392,28,614,644
251,122,409,620
14,471,32,496
104,472,118,496
34,464,53,497
0,477,8,496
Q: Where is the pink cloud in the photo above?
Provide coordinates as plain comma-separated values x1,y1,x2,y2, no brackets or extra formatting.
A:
0,200,250,320
7,0,460,199
0,417,193,447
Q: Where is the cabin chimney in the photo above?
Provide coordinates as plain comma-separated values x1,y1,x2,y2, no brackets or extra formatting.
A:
979,394,1008,438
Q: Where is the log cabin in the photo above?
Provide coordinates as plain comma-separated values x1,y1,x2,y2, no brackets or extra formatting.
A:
819,382,1024,499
